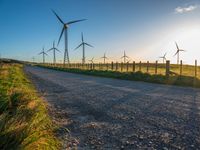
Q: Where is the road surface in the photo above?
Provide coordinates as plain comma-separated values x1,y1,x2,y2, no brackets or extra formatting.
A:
25,66,200,150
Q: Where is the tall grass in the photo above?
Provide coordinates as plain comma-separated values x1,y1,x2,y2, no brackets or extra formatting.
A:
0,63,60,149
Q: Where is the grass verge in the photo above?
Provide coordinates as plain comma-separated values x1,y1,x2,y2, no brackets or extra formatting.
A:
40,65,200,88
0,63,61,149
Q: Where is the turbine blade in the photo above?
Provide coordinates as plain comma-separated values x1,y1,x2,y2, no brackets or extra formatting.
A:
52,9,65,24
67,19,86,25
47,48,53,52
74,43,82,50
85,43,93,48
53,41,55,47
174,51,178,56
82,32,84,42
55,48,61,52
38,52,43,55
58,27,65,46
175,42,179,50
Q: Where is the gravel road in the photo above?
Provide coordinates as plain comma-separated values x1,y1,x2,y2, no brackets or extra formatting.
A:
25,66,200,150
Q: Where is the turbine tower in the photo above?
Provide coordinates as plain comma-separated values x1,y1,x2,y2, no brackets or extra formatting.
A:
174,42,186,64
38,47,48,64
52,10,86,65
121,51,129,63
75,33,93,64
47,41,61,64
159,53,167,63
101,52,108,64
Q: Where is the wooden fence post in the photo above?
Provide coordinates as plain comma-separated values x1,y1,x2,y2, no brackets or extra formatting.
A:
180,60,183,75
195,60,197,77
93,63,95,70
147,61,149,73
99,63,100,70
132,61,135,72
90,63,92,70
155,61,158,74
139,61,142,72
106,63,108,71
116,62,118,71
126,62,129,72
166,60,170,77
111,62,114,71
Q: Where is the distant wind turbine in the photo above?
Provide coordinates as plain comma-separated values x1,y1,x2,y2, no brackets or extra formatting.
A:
47,41,61,64
88,57,94,64
38,47,48,64
159,53,167,63
52,10,86,65
174,42,186,64
121,51,129,63
127,59,132,63
32,57,35,63
75,33,93,64
101,52,108,64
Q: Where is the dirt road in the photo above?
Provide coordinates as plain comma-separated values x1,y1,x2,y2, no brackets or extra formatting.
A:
25,66,200,149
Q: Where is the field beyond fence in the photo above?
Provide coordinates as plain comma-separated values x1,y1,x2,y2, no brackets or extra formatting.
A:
39,60,200,79
37,60,200,88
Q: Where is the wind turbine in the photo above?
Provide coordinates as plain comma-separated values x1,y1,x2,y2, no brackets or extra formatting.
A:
32,57,35,63
38,47,48,64
121,51,129,63
47,41,61,64
159,53,167,63
174,42,186,64
75,33,93,64
88,57,94,64
52,10,86,65
101,52,108,64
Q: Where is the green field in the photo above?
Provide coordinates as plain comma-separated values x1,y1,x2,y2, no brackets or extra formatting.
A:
0,63,60,149
42,62,200,79
39,63,200,88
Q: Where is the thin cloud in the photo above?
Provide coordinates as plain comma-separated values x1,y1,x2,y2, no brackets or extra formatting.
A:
175,5,197,14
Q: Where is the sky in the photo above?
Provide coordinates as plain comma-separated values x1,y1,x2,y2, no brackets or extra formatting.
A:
0,0,200,64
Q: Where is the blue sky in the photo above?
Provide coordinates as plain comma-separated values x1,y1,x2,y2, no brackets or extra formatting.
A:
0,0,200,64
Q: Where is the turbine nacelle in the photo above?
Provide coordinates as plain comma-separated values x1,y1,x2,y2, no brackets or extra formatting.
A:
64,24,69,28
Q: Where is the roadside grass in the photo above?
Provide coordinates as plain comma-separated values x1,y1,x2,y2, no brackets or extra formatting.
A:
0,63,61,149
39,65,200,88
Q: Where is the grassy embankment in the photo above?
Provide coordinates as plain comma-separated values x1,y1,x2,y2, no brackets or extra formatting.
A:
0,63,60,149
39,64,200,88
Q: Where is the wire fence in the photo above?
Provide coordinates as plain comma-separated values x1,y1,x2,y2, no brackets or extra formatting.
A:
41,60,199,79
